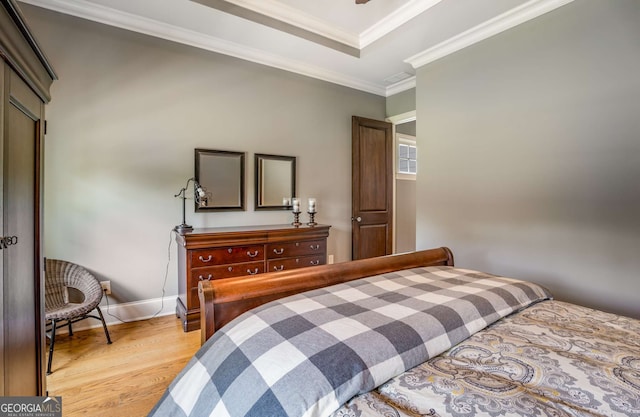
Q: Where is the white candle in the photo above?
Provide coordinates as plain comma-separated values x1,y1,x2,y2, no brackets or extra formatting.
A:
292,198,301,213
282,197,291,206
308,198,316,213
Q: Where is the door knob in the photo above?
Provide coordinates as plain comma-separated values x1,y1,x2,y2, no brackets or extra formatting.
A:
351,216,362,222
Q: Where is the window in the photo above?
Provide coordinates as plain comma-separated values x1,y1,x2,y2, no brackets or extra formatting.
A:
397,136,417,177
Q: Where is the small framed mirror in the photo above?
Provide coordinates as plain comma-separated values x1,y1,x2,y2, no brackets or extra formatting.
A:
255,154,296,210
195,149,245,211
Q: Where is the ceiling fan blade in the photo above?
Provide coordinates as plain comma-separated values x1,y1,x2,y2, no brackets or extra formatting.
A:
356,0,370,4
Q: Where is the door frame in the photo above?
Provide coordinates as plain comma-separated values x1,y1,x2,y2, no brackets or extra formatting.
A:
385,110,416,254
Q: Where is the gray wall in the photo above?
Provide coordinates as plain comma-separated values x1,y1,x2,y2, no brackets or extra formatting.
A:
386,88,415,117
23,5,385,304
395,178,416,253
396,121,416,136
395,121,417,253
416,0,640,318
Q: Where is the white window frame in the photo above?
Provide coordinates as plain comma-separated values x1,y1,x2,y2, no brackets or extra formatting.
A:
396,133,416,181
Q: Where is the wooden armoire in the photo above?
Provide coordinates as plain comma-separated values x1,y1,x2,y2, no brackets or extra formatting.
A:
0,0,56,396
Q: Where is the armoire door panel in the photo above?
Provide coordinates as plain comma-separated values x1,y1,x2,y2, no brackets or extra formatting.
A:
4,78,39,396
0,59,4,398
1,0,55,396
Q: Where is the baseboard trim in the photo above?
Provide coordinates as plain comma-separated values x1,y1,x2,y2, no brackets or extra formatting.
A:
52,296,177,334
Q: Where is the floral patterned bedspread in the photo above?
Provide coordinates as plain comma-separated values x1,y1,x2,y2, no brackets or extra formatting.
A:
333,300,640,417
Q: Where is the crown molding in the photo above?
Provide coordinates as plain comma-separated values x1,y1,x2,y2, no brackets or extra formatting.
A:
387,110,416,125
385,76,416,97
214,0,442,51
405,0,576,69
360,0,442,49
18,0,387,95
222,0,360,48
191,0,359,56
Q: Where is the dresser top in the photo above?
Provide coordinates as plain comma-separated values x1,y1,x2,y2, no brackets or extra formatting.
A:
177,224,330,249
185,224,329,235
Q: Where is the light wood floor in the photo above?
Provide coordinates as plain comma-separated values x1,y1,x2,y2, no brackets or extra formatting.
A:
46,315,200,417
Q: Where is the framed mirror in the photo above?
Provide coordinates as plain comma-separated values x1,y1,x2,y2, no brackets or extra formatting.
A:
195,149,245,211
255,154,296,211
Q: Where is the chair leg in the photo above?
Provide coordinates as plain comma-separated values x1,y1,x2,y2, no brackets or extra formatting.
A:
95,306,112,344
47,319,57,375
68,319,73,336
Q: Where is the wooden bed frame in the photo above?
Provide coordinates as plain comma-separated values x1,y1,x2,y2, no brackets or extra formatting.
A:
198,247,454,343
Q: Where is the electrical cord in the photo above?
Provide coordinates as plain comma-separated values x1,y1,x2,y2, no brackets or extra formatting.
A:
104,228,174,323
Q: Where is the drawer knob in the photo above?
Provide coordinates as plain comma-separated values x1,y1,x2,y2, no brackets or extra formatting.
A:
228,266,233,272
199,274,213,281
228,248,233,254
310,260,320,266
310,244,320,250
247,268,259,275
273,265,284,271
199,255,213,263
273,248,284,255
247,250,259,257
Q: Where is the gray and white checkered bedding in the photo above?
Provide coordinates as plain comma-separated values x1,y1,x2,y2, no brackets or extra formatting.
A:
149,266,551,417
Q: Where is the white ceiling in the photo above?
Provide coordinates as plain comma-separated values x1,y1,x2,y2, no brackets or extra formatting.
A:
18,0,575,96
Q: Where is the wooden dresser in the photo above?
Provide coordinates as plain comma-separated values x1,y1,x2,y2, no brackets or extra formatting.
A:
176,224,330,331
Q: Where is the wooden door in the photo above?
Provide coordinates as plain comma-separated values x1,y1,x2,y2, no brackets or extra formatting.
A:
1,66,45,395
351,116,393,260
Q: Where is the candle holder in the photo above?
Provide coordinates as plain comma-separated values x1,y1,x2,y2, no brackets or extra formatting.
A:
307,211,317,226
291,198,301,226
307,197,317,226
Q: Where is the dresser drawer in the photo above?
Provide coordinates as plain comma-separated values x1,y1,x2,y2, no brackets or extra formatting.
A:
267,255,325,272
187,261,265,309
190,261,264,285
266,239,326,259
191,245,264,267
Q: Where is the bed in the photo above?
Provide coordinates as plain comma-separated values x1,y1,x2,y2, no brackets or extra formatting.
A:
149,248,640,417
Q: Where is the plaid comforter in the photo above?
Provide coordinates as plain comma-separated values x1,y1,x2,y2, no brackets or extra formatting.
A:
149,266,551,417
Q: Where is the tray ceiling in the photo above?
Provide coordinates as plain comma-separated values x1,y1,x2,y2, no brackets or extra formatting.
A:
18,0,575,96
